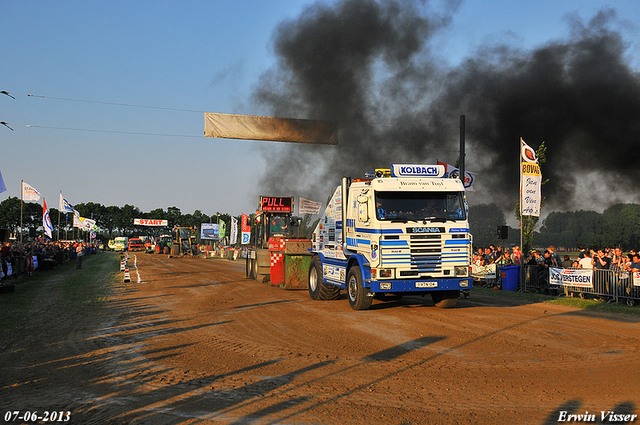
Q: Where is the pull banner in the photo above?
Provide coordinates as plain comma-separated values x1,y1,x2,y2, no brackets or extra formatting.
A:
134,218,168,226
204,112,337,145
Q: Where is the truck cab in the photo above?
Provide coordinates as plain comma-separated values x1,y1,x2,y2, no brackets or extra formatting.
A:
309,164,472,310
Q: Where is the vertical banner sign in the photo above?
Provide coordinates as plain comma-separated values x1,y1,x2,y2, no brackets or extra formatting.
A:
241,214,250,245
520,138,542,217
42,198,53,238
230,217,238,245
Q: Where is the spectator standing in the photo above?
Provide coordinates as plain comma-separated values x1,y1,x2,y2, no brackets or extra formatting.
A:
579,250,593,269
76,243,85,269
594,248,611,270
511,246,522,265
625,253,640,272
547,246,561,267
610,247,625,272
561,255,574,268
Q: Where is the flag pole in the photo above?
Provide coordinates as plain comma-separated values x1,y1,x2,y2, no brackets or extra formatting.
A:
519,138,524,291
20,180,24,243
57,191,62,241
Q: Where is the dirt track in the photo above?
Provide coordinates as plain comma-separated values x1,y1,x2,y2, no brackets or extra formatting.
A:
1,252,639,425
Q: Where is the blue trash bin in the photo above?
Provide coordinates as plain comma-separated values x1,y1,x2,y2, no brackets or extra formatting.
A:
501,265,520,291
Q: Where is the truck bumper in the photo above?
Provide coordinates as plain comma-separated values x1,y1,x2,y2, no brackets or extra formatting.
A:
369,278,472,292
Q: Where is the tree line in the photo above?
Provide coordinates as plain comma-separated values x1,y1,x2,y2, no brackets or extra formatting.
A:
469,202,640,251
0,197,319,243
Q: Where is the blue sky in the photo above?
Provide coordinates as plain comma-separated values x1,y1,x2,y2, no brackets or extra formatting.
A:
2,0,639,217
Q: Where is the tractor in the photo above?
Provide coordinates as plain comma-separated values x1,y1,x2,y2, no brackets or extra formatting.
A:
170,226,199,257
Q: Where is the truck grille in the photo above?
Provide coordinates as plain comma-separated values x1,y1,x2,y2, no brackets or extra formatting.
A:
380,234,469,277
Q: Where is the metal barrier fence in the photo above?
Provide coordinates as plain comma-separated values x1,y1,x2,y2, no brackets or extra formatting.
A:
522,265,640,306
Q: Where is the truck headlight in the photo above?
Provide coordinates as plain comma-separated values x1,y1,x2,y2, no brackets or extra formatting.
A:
459,280,469,288
380,282,392,290
455,266,468,277
378,269,394,278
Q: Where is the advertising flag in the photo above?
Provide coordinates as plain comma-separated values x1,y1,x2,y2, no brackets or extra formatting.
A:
59,192,75,213
436,161,476,191
241,214,250,245
299,198,323,214
219,221,226,239
22,181,41,201
230,217,238,245
42,198,53,238
520,138,542,217
0,169,6,194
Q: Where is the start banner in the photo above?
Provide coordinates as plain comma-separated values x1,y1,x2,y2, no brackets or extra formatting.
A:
549,267,593,288
134,219,168,226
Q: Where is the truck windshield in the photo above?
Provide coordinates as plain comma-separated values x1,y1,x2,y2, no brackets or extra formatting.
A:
375,191,466,221
178,228,192,239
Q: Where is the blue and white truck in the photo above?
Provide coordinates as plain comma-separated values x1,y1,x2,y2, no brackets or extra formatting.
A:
308,164,472,310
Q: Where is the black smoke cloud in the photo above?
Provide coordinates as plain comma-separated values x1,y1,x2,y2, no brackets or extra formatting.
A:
251,0,640,214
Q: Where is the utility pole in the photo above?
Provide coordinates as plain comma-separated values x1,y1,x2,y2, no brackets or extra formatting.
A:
459,115,465,185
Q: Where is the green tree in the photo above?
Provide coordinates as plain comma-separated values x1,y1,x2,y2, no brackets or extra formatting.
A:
0,197,21,232
469,203,506,248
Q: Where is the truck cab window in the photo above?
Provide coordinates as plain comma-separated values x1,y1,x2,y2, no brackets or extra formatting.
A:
374,191,466,221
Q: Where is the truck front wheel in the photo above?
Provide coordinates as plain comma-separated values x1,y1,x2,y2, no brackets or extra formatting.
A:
308,256,340,301
347,267,372,310
431,290,459,308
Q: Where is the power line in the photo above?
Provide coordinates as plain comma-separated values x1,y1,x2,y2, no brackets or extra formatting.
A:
5,91,204,113
7,123,201,138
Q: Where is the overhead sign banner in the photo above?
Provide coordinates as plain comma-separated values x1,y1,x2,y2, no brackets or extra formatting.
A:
549,267,593,288
204,112,337,145
260,196,294,213
134,218,168,226
520,138,542,217
299,197,322,215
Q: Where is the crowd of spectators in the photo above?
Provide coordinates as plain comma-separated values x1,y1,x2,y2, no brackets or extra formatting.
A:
473,244,523,267
0,239,100,283
473,243,640,276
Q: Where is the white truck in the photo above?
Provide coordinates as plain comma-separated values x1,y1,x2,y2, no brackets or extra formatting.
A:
309,164,472,310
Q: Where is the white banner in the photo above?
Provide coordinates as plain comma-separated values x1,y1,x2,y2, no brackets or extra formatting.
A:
299,197,322,215
134,218,168,226
520,138,542,217
22,181,41,202
549,267,593,288
471,263,497,279
230,217,238,245
73,214,95,230
633,272,640,287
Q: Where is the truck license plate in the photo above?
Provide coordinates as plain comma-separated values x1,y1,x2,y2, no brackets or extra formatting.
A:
416,281,438,288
